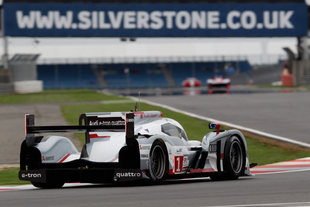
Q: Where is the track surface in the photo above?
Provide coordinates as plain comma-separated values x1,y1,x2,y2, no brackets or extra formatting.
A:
0,171,310,207
0,104,81,164
143,92,310,144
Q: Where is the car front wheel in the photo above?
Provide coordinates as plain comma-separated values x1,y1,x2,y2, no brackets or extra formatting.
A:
223,136,245,179
210,136,245,181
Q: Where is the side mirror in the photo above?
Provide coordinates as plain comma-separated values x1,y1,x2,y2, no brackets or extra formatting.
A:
208,123,217,129
208,123,221,135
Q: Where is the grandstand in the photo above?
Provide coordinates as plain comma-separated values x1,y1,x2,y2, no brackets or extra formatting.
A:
37,60,251,89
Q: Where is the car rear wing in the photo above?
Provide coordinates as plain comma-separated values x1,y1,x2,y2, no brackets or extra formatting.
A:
25,113,135,147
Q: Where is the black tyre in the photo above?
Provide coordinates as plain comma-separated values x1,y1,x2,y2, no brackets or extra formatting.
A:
31,181,64,189
210,136,245,181
148,140,168,182
223,136,245,180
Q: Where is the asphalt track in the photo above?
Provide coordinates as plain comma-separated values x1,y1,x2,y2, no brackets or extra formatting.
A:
0,171,310,207
0,103,82,164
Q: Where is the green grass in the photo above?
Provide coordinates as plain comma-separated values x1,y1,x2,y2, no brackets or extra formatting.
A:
0,168,29,185
0,89,126,104
61,102,310,165
246,137,310,166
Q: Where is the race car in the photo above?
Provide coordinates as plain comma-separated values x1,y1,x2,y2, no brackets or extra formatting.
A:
182,77,201,87
19,111,252,188
207,76,231,94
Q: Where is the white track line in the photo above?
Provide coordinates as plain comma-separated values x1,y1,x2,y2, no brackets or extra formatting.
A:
133,97,310,149
0,185,35,191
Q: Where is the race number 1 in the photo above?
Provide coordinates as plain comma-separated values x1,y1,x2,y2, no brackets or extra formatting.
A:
175,156,183,173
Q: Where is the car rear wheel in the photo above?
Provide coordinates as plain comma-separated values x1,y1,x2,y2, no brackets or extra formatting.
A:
148,140,168,182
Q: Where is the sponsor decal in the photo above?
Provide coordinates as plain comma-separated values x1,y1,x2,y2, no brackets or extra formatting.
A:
143,114,158,118
21,172,42,178
89,120,125,126
126,118,134,123
209,143,217,152
140,154,149,159
183,156,189,168
115,172,142,178
19,170,46,182
42,156,54,161
114,169,142,182
140,145,151,150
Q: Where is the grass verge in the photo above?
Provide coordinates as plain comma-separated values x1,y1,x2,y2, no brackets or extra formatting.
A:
0,89,126,104
253,84,304,90
0,168,29,185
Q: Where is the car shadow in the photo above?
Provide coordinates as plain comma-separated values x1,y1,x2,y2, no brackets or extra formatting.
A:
60,176,254,190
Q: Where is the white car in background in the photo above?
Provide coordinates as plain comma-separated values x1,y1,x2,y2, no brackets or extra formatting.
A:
182,77,201,87
207,76,231,94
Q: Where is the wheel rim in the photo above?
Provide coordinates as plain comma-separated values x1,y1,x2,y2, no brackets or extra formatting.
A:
151,145,165,179
229,141,243,173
